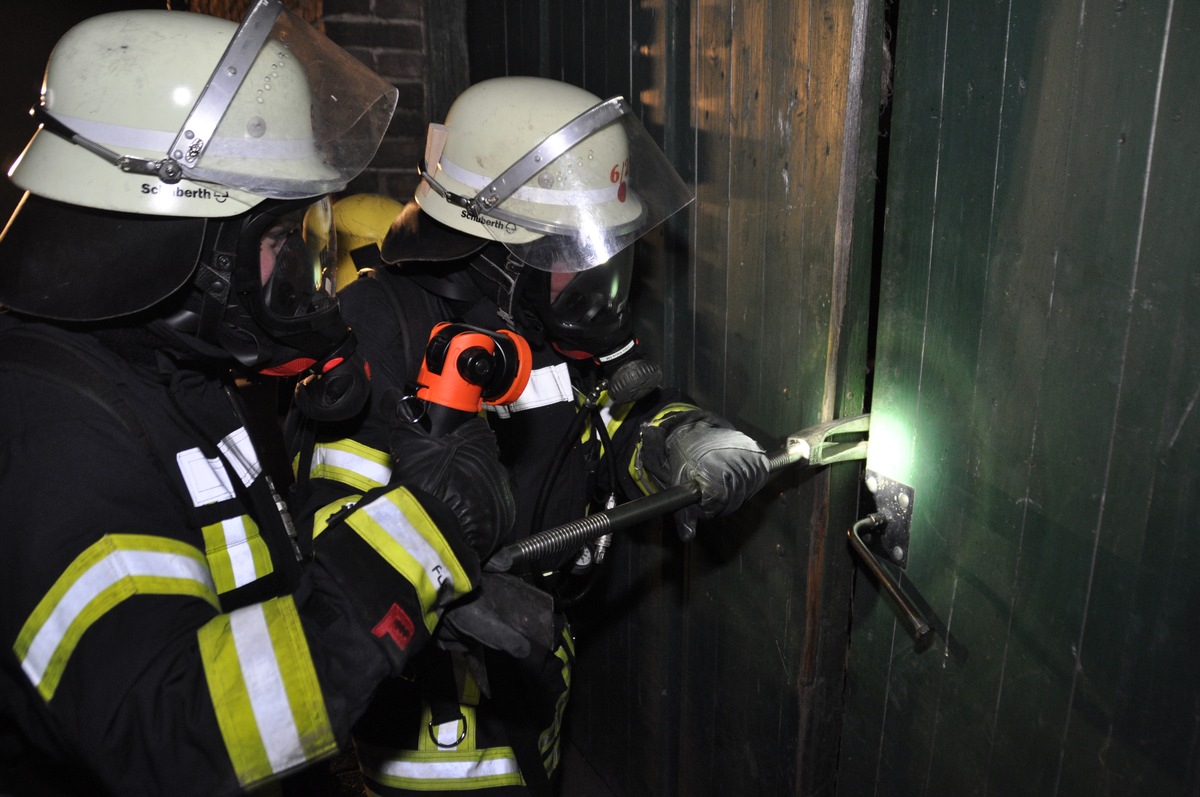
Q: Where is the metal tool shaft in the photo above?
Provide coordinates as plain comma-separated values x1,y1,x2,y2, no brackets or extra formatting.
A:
485,414,869,574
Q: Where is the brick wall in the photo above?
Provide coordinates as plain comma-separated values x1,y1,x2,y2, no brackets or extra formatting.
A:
323,0,429,200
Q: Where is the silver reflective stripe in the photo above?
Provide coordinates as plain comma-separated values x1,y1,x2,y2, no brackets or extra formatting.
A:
178,446,236,505
372,753,521,781
310,444,393,487
360,497,456,594
221,516,259,589
178,428,263,506
432,720,464,748
21,549,214,690
440,155,620,207
489,364,573,418
218,427,263,488
229,604,306,772
52,113,322,161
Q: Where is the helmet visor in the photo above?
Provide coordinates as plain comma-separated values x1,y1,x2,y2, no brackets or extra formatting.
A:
178,2,398,198
426,99,693,272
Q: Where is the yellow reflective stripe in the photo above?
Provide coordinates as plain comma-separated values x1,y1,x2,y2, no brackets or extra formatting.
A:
198,596,336,789
602,395,636,437
630,443,658,496
647,402,701,428
14,534,218,702
630,402,701,495
201,515,274,594
540,625,575,775
311,495,364,542
359,744,524,791
307,439,392,492
346,487,474,630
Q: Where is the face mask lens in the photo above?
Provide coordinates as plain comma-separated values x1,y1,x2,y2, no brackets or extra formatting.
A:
542,247,633,329
259,197,336,319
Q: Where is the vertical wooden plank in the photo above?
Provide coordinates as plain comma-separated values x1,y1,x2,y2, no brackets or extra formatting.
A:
1056,2,1200,793
680,0,787,792
896,0,1036,793
983,2,1159,793
1094,7,1200,790
679,0,866,794
839,0,951,789
675,0,733,791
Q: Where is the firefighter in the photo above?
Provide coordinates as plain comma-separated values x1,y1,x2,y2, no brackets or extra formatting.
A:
0,4,513,795
296,76,771,795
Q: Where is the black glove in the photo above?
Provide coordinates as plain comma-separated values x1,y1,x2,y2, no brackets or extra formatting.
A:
640,409,770,541
386,393,516,559
433,572,556,659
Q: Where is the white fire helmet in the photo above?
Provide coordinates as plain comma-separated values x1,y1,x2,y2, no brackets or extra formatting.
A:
415,76,693,273
7,0,398,218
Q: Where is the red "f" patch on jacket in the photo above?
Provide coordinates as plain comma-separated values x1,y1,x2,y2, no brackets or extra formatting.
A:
371,603,416,650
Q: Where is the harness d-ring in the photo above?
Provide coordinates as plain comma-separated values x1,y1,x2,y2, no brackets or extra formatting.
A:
428,715,467,747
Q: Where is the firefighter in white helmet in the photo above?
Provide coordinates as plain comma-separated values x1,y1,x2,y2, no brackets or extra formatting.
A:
0,3,514,794
294,76,770,795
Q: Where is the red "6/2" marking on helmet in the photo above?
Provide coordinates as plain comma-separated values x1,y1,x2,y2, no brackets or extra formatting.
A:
609,159,629,184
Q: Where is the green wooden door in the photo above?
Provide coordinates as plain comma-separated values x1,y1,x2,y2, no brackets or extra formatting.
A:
839,1,1200,794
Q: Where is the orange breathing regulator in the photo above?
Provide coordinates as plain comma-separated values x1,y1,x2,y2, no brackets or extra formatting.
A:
414,322,532,435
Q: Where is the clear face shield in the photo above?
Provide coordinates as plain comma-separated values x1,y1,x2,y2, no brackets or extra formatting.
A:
32,0,398,200
420,98,694,273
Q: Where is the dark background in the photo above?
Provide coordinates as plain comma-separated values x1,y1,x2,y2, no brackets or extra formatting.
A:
0,2,161,223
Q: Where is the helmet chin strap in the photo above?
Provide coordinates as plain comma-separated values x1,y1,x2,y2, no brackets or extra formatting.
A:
467,245,532,328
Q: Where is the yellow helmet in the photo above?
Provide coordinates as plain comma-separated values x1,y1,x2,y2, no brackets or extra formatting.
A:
331,194,407,287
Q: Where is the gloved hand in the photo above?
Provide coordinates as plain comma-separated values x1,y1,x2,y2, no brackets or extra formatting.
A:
386,391,516,559
433,572,556,659
639,409,770,541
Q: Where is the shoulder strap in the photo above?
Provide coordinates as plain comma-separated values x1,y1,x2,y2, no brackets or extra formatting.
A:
0,325,165,471
369,269,457,376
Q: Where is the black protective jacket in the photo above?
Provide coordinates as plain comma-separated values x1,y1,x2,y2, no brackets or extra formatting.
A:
0,315,478,796
289,266,689,794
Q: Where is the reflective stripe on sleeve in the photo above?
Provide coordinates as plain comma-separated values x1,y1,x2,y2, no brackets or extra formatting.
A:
198,596,336,789
345,487,474,630
311,494,363,542
540,625,576,777
602,395,635,438
630,402,701,495
306,439,392,492
14,534,219,702
201,515,275,594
